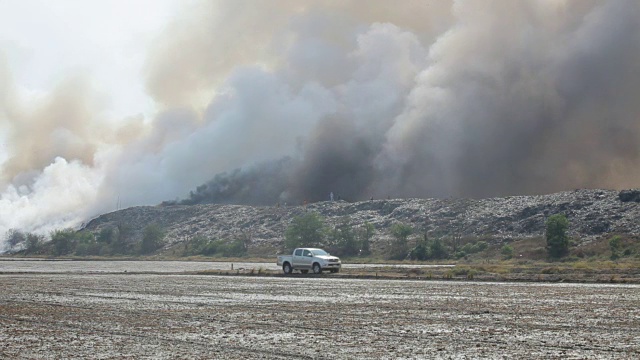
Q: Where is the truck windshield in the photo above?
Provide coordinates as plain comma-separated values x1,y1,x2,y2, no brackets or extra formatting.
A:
310,249,328,256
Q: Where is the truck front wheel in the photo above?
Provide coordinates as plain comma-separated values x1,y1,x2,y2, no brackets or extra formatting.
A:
312,263,322,274
283,263,292,274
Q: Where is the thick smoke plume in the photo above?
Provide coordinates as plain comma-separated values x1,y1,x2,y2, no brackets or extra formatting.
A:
2,0,640,249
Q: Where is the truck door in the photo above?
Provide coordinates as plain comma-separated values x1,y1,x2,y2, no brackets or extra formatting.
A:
292,249,304,267
300,249,313,269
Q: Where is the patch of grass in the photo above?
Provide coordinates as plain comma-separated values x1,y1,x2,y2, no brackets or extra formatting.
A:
541,266,560,274
443,270,454,279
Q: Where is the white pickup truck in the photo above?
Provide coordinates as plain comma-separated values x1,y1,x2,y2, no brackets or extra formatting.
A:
277,248,341,274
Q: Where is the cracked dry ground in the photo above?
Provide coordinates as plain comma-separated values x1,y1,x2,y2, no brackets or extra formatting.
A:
0,274,638,359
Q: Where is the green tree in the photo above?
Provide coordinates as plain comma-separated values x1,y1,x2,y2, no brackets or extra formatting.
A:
111,223,133,254
97,227,117,244
140,224,166,254
184,235,208,256
73,231,99,256
5,229,25,249
388,223,413,260
219,238,247,257
284,212,326,250
25,233,43,254
546,214,569,258
51,229,77,256
356,222,375,256
329,217,359,257
430,238,448,259
410,238,430,260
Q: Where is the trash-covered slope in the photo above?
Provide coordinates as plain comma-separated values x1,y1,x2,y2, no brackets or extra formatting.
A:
82,189,640,251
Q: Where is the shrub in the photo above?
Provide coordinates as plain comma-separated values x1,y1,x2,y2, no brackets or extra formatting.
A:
546,214,569,258
183,236,247,257
461,241,488,255
609,235,622,260
475,241,489,251
501,244,514,259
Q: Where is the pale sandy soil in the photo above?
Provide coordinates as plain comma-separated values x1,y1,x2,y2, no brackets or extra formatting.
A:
1,269,639,359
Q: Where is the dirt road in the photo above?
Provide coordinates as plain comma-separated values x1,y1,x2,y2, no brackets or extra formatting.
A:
1,273,638,359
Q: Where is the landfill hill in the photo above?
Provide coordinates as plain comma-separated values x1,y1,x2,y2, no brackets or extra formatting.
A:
81,189,640,255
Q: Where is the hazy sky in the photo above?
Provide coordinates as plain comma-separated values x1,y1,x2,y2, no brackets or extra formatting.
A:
0,0,180,119
1,0,639,249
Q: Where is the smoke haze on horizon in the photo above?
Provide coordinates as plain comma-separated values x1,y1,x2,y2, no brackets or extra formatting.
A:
1,0,640,249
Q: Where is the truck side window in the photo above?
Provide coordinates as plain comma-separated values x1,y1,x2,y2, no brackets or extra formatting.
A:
303,250,311,257
294,249,303,256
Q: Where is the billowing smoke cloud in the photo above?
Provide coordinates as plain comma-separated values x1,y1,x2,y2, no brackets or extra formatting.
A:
2,0,640,249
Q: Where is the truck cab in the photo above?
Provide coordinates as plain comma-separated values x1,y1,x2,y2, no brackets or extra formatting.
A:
277,248,341,274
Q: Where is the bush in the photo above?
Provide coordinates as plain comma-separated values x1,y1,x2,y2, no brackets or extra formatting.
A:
183,236,247,257
501,244,514,259
609,235,621,260
546,214,569,258
461,240,488,256
475,241,489,251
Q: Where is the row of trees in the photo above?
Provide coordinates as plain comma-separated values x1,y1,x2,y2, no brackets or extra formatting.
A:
4,212,619,261
284,213,373,257
284,212,577,260
5,224,166,256
284,213,487,260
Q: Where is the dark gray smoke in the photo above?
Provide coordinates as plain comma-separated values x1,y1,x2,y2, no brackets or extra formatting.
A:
178,157,295,206
173,0,640,205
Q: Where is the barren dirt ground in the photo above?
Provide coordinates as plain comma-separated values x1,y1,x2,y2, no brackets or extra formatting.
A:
1,272,639,359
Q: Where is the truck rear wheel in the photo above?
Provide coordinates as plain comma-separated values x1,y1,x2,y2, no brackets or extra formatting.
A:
312,263,322,274
283,263,292,274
